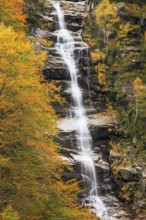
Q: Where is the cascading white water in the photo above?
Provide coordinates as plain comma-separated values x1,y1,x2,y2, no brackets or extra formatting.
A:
53,2,110,219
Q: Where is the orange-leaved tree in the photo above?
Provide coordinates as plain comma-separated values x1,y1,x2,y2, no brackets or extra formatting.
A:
0,15,97,220
0,0,26,29
0,23,57,219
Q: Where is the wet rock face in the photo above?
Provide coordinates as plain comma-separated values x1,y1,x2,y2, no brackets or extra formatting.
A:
31,0,89,80
30,0,133,219
43,67,71,80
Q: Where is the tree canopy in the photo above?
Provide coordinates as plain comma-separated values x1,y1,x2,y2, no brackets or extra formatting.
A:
0,1,97,219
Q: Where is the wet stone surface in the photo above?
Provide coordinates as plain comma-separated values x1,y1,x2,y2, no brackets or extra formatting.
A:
32,0,133,219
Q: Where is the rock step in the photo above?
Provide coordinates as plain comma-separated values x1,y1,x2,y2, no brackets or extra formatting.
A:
43,69,91,81
56,107,97,117
51,10,84,21
62,2,86,14
50,8,85,31
60,93,91,104
34,28,83,40
51,1,86,12
46,43,88,56
57,114,115,131
43,67,70,80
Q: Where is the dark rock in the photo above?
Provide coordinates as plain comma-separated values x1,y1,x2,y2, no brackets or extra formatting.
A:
67,23,82,31
90,126,110,140
43,67,71,80
118,167,139,182
65,12,83,25
62,171,81,181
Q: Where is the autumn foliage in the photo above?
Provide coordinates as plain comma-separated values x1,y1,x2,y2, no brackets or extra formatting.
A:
0,1,96,219
0,0,26,29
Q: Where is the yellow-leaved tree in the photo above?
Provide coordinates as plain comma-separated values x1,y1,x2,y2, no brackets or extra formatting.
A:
94,0,119,42
117,22,133,56
0,23,57,146
0,0,98,218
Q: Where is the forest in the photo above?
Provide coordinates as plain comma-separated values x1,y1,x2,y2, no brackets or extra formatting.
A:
0,0,146,220
83,0,146,218
0,0,97,219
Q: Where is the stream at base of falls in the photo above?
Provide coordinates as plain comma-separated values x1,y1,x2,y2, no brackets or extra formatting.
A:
53,2,110,219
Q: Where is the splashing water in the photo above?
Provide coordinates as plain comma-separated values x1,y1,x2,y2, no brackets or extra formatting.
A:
53,2,110,219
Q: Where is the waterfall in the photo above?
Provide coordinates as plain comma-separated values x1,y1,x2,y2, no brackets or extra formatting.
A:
53,2,110,219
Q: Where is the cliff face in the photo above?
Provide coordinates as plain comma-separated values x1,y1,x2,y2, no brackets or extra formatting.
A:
27,0,146,219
